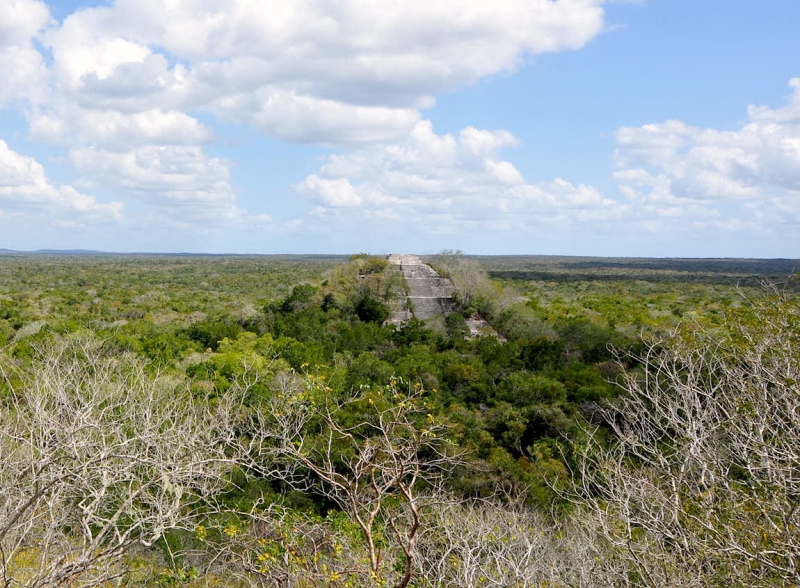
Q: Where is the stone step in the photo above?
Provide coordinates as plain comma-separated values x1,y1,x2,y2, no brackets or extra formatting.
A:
387,253,500,338
387,254,458,322
408,296,457,320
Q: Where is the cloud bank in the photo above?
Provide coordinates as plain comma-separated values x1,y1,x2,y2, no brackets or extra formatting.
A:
0,0,796,254
0,0,610,246
614,78,800,234
295,121,621,231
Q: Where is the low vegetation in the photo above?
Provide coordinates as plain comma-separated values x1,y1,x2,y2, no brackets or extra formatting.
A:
0,251,796,586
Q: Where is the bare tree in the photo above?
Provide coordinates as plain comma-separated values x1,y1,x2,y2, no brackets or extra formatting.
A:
568,293,800,587
414,497,603,588
432,250,491,312
0,335,246,587
244,377,464,588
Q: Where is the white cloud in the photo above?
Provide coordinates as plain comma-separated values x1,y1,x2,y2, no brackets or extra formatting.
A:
5,0,793,253
209,89,422,144
296,176,363,208
0,0,50,106
746,78,800,130
613,79,800,230
0,140,122,222
294,120,621,232
39,0,607,145
0,0,611,244
101,0,605,76
68,145,248,223
30,107,213,149
0,0,50,46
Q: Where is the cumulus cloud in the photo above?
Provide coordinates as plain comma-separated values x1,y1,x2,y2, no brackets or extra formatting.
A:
294,120,621,232
68,145,247,224
39,0,607,145
613,78,800,230
207,89,422,144
1,0,611,243
6,0,793,253
0,0,50,46
30,107,213,149
0,140,122,222
0,0,50,106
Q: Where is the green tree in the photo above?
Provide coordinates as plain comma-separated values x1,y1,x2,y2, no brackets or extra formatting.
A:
355,294,389,324
247,378,464,588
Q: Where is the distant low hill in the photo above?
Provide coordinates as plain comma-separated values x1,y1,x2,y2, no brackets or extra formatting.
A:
0,249,350,261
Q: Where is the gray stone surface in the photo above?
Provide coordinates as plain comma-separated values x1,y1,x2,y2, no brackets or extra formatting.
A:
387,254,499,338
387,254,456,321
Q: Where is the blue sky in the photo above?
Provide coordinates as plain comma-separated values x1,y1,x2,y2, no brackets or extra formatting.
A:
0,0,798,256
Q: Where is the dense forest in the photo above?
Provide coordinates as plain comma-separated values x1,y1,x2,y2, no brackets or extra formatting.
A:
0,252,797,587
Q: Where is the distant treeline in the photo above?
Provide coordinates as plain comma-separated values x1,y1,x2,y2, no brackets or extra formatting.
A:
489,270,799,288
459,255,799,289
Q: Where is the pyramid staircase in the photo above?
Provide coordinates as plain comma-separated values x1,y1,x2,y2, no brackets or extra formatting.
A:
387,254,456,322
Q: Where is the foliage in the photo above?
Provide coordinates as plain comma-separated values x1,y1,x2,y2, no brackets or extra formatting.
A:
356,294,389,324
245,377,464,588
569,292,800,586
0,335,247,587
0,252,795,585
